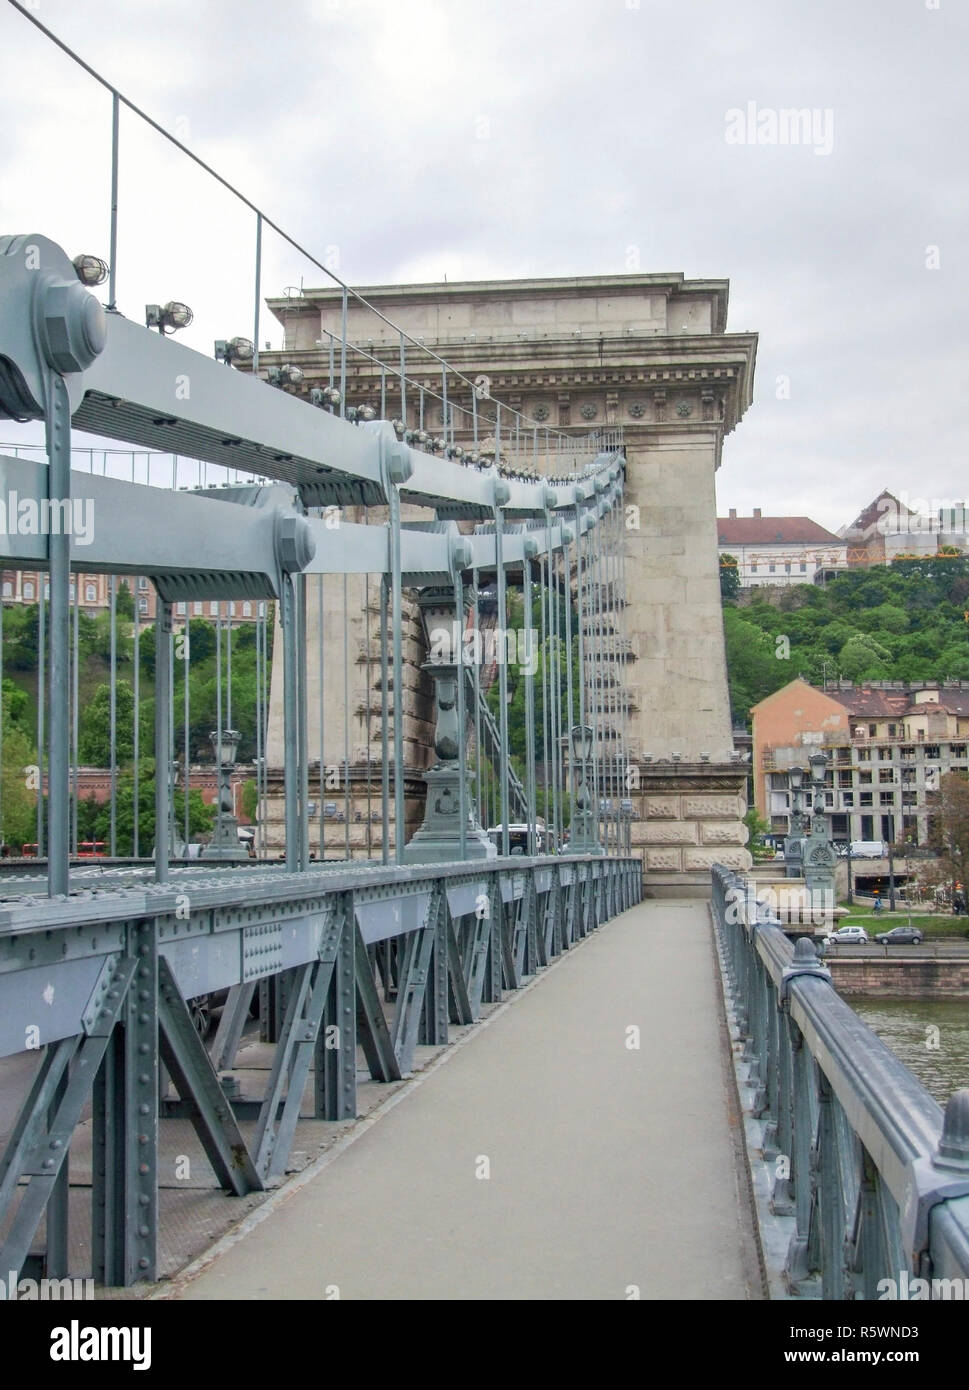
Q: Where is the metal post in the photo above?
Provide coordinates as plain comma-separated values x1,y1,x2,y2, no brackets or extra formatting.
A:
380,573,390,864
45,375,72,894
281,576,299,872
455,574,467,862
340,286,348,419
108,90,119,310
252,212,262,377
523,557,537,854
132,582,139,858
298,574,309,870
109,575,117,857
494,495,510,859
389,483,405,863
154,601,172,882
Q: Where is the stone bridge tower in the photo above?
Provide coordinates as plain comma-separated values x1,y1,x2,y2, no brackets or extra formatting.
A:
261,272,757,893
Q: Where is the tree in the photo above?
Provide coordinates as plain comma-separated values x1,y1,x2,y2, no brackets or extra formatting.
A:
743,806,773,861
78,681,136,766
719,554,740,600
925,772,969,912
94,760,214,854
1,724,38,849
836,633,892,682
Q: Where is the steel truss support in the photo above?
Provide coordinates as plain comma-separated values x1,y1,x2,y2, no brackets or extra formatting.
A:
0,952,138,1285
354,922,402,1084
157,954,264,1195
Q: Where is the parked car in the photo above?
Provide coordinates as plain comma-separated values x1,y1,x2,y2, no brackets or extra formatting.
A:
825,925,869,945
874,926,924,945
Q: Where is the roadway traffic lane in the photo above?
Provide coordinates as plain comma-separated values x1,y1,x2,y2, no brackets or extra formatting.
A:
175,899,761,1301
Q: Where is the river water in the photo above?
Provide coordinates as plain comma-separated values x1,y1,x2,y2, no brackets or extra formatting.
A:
851,998,969,1107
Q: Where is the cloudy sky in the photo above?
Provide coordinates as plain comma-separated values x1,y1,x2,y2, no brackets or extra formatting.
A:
0,0,965,532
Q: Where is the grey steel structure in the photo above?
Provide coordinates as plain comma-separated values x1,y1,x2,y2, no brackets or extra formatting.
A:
713,865,969,1296
0,231,639,1287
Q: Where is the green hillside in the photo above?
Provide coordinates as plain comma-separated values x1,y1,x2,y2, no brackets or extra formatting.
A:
723,555,969,727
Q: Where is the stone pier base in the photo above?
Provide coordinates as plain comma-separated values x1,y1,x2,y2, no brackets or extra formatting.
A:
260,765,427,861
633,762,751,898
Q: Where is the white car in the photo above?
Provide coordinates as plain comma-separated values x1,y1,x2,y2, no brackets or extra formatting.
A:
825,925,869,946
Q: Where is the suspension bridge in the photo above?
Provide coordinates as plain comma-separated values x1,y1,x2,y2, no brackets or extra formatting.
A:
0,3,967,1306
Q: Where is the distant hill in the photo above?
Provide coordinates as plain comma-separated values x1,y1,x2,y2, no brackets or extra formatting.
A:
723,555,969,727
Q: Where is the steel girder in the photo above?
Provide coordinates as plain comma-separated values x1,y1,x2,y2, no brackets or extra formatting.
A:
712,863,969,1296
0,856,638,1285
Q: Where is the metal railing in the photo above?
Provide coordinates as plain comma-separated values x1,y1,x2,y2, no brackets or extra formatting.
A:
712,864,969,1297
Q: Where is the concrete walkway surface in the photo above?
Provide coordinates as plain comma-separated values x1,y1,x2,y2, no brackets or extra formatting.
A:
172,898,762,1300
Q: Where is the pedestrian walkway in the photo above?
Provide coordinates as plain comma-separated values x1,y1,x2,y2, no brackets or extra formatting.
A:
171,899,762,1300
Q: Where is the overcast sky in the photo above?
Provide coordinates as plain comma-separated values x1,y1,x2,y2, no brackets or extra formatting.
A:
0,0,965,532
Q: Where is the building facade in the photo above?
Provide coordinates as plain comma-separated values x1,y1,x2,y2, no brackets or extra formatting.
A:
717,510,847,586
753,677,969,846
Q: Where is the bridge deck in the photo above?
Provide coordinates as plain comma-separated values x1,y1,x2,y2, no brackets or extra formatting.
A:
171,899,762,1301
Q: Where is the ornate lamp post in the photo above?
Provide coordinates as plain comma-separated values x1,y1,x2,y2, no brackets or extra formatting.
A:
784,763,806,879
403,587,496,863
569,723,602,854
200,727,248,861
803,748,837,917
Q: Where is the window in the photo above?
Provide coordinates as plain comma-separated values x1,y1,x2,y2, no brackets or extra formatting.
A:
842,793,854,807
209,602,219,616
228,601,236,617
888,724,897,737
242,601,252,617
784,562,791,574
138,577,148,591
860,792,873,807
69,583,75,601
176,602,187,615
44,582,50,600
838,771,852,787
878,746,893,761
193,602,202,615
869,724,877,737
1,580,10,598
879,768,894,784
880,792,894,806
138,597,148,615
858,770,873,784
857,747,871,761
799,560,807,572
85,583,96,602
23,581,35,600
769,562,776,573
750,561,758,573
926,745,940,759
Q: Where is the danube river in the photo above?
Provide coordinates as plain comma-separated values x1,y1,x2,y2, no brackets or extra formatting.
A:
852,998,969,1107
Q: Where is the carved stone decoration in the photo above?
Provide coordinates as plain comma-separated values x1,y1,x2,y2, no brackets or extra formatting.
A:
628,401,646,418
533,402,550,421
676,400,693,418
579,402,598,420
701,389,715,422
653,389,666,422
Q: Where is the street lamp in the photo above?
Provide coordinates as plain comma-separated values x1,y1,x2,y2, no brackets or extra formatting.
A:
200,728,248,862
569,724,601,854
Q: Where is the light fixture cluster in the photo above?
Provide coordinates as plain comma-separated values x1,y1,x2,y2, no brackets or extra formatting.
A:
267,363,304,389
214,337,254,365
309,385,341,409
145,301,193,334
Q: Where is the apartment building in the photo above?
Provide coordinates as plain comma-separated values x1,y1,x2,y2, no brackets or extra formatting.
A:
752,677,969,846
